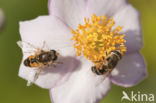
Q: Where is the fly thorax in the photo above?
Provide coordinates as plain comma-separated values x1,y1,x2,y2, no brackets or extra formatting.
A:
38,52,52,62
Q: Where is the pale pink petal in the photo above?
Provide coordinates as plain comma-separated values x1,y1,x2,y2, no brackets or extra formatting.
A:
50,58,111,103
86,0,128,17
19,16,73,52
113,4,143,52
111,52,147,87
48,0,52,15
0,9,5,30
18,16,79,89
48,0,87,29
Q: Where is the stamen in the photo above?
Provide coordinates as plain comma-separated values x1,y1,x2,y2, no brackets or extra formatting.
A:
71,14,127,63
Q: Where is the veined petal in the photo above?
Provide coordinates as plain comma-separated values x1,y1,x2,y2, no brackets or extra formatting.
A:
113,4,143,52
19,16,73,52
50,59,111,103
110,52,147,87
18,16,78,89
86,0,128,17
48,0,87,29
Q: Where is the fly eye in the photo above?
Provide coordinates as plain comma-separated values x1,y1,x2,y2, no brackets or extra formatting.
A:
24,59,30,66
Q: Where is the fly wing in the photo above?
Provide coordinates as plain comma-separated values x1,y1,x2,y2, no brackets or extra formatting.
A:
26,68,42,86
17,40,24,49
17,40,39,54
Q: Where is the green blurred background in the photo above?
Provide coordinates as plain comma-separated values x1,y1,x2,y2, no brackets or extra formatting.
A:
0,0,155,103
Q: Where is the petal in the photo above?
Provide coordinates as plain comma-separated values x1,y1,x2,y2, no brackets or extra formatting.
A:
110,52,147,87
86,0,128,17
113,4,143,52
19,16,73,53
48,0,87,29
18,16,79,89
48,0,52,15
0,9,5,30
50,58,111,103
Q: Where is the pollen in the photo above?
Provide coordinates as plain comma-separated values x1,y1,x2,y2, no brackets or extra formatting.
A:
71,14,127,63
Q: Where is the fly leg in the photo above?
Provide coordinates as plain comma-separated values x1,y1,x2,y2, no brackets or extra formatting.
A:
27,68,42,86
52,61,63,67
47,61,63,68
53,61,63,64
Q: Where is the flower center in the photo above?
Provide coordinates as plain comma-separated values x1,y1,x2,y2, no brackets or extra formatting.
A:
71,14,127,63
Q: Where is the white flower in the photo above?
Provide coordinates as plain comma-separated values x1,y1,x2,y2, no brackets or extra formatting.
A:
18,0,147,103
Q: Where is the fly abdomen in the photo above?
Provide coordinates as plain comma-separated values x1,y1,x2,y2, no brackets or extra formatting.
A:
50,50,58,61
38,50,58,63
91,65,107,75
106,54,119,68
112,50,122,60
38,52,52,63
106,51,122,69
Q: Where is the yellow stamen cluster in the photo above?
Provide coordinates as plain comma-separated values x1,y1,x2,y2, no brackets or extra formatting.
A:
71,14,127,63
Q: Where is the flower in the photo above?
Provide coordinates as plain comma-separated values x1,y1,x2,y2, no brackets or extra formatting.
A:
0,9,5,31
48,0,147,103
17,0,147,103
71,14,127,62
